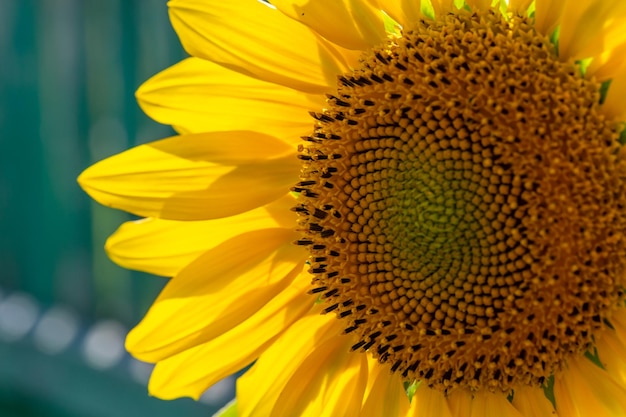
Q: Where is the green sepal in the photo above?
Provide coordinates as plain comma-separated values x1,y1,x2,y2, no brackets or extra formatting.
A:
542,375,556,408
382,10,401,35
599,79,612,104
421,0,435,19
404,380,420,401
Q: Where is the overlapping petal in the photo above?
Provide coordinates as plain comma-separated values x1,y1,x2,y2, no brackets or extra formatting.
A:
78,132,299,220
126,228,304,362
554,356,626,416
238,312,368,417
430,0,457,17
534,0,566,34
376,0,422,27
408,385,453,417
586,39,626,81
360,358,410,417
511,386,559,417
447,390,524,417
168,0,352,93
507,0,534,14
136,57,322,140
465,0,492,11
558,0,626,61
105,195,297,277
272,0,387,50
147,271,313,400
596,331,626,387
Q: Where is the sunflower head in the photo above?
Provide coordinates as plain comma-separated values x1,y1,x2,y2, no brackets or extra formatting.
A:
295,4,626,394
78,0,626,415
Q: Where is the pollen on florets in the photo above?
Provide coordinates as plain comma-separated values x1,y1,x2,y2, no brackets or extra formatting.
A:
294,9,626,393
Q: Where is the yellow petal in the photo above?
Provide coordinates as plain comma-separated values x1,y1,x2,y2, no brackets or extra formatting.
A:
136,57,322,141
611,310,626,345
147,272,313,400
585,39,626,81
554,355,626,416
596,310,626,385
596,329,626,386
408,385,453,417
105,195,297,277
507,0,533,14
447,388,472,417
471,391,524,417
448,389,524,417
431,0,457,16
464,0,492,11
272,0,387,50
238,312,352,417
126,228,305,362
368,0,422,27
569,12,626,65
559,0,626,61
511,385,558,417
272,339,368,417
78,132,299,220
360,358,409,417
533,0,566,35
168,0,350,93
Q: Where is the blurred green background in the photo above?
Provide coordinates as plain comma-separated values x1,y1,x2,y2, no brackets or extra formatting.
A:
0,1,232,415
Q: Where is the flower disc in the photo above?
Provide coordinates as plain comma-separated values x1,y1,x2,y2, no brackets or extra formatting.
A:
295,10,626,392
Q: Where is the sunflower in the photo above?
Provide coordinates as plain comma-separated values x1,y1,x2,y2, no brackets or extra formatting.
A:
78,0,626,415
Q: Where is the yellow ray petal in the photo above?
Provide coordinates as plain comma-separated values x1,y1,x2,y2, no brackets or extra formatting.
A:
447,388,473,417
168,0,351,94
596,329,626,386
105,195,297,277
471,391,524,417
126,228,304,361
569,13,626,64
136,57,322,141
507,0,533,14
464,0,492,11
554,355,626,416
596,310,626,384
533,0,566,35
559,0,626,61
272,0,387,50
431,0,457,17
408,385,453,417
369,0,422,26
360,358,409,417
271,338,368,417
448,389,525,417
585,39,626,81
78,132,299,220
238,312,348,417
611,310,626,345
511,385,559,417
147,273,313,400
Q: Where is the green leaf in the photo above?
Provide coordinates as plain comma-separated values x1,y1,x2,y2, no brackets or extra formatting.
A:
212,399,237,417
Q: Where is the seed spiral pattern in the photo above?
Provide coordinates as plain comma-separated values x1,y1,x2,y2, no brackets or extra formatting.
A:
294,10,626,392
